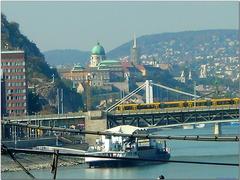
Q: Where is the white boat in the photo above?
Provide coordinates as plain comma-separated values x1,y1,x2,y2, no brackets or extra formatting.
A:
195,123,205,128
230,122,240,127
84,125,170,168
182,125,194,129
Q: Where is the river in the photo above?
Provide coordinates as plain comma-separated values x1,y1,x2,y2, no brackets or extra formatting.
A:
2,124,239,179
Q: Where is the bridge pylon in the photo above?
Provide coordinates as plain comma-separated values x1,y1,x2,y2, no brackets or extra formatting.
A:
213,123,222,136
146,80,153,103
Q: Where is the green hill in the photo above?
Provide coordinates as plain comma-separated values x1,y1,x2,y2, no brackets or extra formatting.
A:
1,13,83,114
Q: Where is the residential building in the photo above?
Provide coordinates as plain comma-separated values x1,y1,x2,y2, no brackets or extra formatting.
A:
1,51,27,116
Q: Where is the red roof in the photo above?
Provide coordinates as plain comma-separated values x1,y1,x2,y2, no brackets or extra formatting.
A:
121,60,133,72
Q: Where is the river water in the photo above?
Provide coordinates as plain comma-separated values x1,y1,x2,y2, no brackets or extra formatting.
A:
2,125,240,179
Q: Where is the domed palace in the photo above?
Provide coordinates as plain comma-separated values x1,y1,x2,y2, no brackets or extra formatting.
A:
62,42,124,89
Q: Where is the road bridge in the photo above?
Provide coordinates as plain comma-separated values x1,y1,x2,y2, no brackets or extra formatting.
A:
1,111,106,142
107,105,239,128
2,112,85,122
105,80,239,131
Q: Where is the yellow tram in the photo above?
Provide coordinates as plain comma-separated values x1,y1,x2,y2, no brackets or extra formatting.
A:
116,98,240,112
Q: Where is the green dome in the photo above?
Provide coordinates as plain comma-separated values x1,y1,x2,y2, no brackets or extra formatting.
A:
91,42,105,55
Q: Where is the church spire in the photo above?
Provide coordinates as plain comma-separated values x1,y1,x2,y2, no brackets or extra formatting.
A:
133,32,137,48
130,32,140,65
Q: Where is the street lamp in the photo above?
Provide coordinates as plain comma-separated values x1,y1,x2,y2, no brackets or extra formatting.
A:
86,73,91,111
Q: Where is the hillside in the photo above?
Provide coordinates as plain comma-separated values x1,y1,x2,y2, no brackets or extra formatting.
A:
43,49,90,66
44,29,238,66
107,29,238,61
1,14,83,114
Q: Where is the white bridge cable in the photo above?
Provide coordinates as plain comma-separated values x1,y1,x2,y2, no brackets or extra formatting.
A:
105,82,146,112
152,83,200,98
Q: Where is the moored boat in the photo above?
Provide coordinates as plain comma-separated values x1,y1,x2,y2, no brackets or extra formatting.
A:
182,124,194,129
195,123,205,128
85,125,170,168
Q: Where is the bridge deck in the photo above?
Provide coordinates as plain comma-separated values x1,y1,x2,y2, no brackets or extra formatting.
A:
3,112,86,122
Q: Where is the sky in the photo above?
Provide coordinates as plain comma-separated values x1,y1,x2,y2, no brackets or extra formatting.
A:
1,1,239,52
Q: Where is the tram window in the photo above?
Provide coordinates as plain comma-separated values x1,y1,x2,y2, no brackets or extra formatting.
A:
117,106,123,111
233,99,239,104
206,101,212,106
124,106,133,110
165,103,179,108
137,104,155,110
216,100,231,105
196,101,208,107
183,102,188,107
160,103,165,109
138,105,147,109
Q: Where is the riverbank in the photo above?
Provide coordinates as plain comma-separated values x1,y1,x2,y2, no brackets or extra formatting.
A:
1,154,84,172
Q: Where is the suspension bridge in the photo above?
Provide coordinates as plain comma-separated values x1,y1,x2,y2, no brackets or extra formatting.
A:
106,80,239,131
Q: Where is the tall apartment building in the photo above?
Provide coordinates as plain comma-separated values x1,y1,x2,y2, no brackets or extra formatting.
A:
1,51,27,116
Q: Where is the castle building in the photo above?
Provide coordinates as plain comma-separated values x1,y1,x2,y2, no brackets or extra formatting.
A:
61,42,124,88
1,51,27,116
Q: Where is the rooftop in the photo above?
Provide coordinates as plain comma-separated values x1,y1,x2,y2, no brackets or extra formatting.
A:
1,50,24,54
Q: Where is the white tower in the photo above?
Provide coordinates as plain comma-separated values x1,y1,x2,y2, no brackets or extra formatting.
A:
188,70,192,80
200,65,207,78
180,71,186,83
130,33,140,65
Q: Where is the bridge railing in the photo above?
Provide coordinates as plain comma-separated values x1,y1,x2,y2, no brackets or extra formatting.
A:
2,112,86,121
